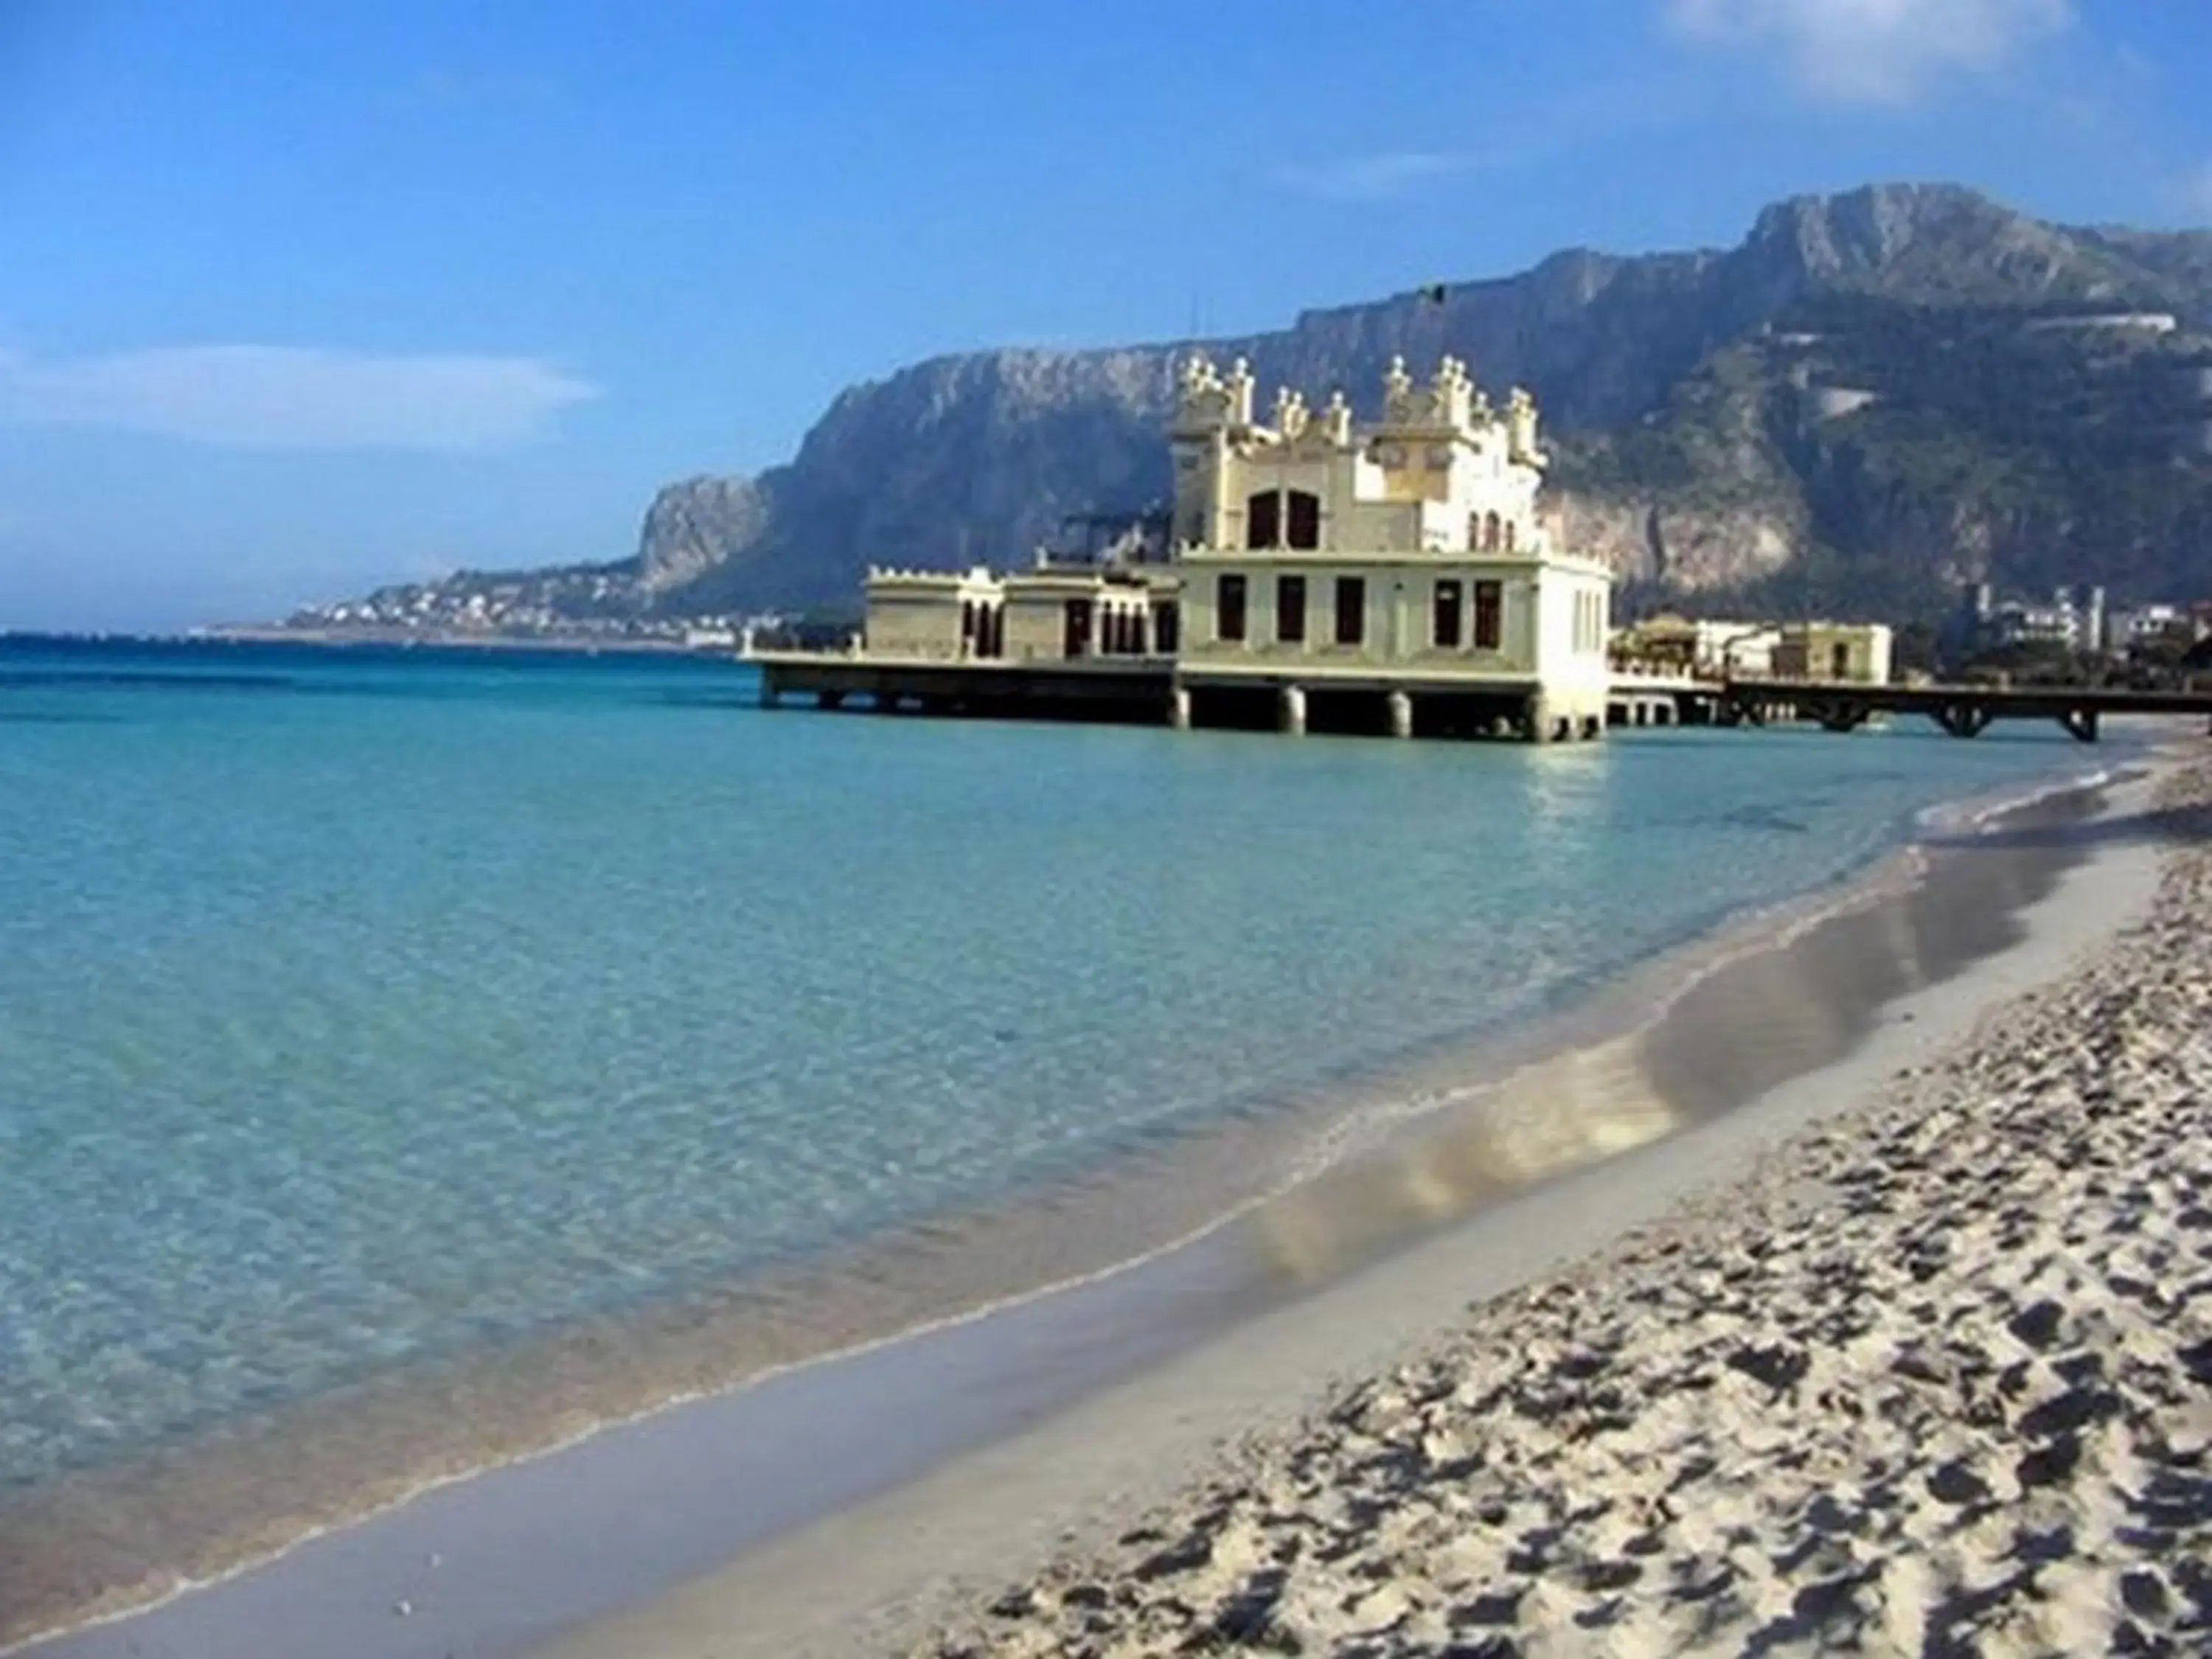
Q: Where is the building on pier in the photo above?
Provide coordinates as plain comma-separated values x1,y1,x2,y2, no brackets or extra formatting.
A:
1773,621,1893,685
1610,613,1779,678
857,353,1615,741
1167,352,1612,740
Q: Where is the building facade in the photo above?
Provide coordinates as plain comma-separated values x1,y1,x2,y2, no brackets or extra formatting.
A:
1610,613,1779,678
1164,353,1611,740
1955,582,2108,658
860,353,1614,740
1773,622,1894,684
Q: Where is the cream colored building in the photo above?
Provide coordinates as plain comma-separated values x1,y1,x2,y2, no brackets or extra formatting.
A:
862,560,1176,664
1610,613,1778,678
861,566,1007,661
1774,621,1893,684
857,352,1614,741
1168,353,1612,740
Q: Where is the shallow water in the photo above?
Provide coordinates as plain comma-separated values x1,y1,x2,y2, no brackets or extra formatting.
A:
0,638,2112,1511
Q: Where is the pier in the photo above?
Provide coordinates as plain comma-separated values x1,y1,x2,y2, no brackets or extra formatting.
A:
1716,678,2212,742
752,653,1172,724
754,652,2212,746
754,650,1687,742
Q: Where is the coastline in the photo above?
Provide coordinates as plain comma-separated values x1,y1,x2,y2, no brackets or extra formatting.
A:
901,744,2212,1656
534,742,2198,1659
3,628,742,658
7,729,2188,1659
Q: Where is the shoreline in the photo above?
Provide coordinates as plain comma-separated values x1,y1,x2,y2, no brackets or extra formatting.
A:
8,731,2184,1659
535,744,2194,1659
901,744,2212,1656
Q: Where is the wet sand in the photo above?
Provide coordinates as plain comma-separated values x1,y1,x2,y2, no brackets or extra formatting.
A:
7,739,2185,1659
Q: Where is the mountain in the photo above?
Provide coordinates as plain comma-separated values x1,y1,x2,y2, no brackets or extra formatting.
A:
310,184,2212,633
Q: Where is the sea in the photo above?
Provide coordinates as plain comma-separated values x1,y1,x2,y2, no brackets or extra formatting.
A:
0,635,2121,1638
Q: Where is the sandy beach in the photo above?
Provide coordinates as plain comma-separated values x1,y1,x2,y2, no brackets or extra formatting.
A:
908,754,2212,1657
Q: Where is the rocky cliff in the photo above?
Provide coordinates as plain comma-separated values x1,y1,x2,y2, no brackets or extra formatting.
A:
635,476,770,597
327,184,2212,629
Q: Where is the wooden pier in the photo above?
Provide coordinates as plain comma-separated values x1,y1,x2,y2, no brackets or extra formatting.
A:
1717,678,2212,742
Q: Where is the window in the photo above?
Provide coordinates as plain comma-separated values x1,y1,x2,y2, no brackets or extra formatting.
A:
1286,490,1321,550
1334,576,1365,647
1063,598,1093,658
1831,640,1851,680
1217,574,1248,643
1245,490,1281,550
1472,580,1502,650
1276,574,1307,644
1153,600,1179,655
1482,512,1502,552
1433,579,1463,648
1502,520,1516,552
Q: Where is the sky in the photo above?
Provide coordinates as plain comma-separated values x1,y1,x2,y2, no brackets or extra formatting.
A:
3,0,2209,632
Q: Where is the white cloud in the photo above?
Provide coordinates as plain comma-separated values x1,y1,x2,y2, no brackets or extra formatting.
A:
0,344,599,451
1665,0,2073,105
1268,151,1477,203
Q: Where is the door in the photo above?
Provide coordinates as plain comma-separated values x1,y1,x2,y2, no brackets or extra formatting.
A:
1063,598,1093,658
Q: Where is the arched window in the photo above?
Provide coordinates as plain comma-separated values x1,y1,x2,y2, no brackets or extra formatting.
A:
1246,490,1281,549
1285,490,1321,550
1502,519,1517,552
1483,512,1503,552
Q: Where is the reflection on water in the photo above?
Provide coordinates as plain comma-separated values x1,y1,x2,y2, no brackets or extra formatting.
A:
1242,787,2088,1290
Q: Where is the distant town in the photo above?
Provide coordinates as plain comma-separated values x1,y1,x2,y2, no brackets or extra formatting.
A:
205,576,821,655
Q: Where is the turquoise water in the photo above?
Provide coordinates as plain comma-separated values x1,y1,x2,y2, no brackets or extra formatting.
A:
0,639,2106,1503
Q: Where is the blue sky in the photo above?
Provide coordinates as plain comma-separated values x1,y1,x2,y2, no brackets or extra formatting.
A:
3,0,2208,630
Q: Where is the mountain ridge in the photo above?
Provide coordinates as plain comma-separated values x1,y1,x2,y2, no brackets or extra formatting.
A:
290,183,2212,636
